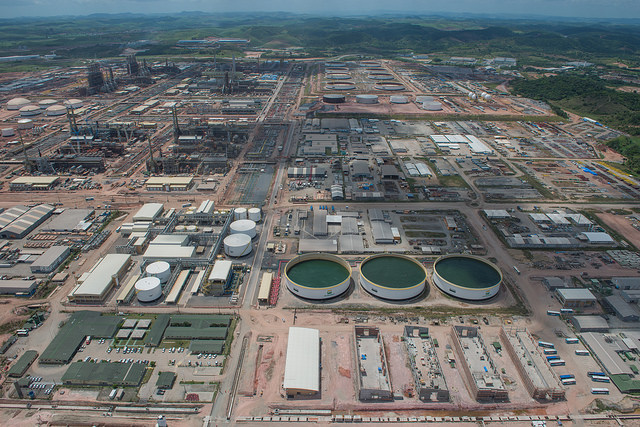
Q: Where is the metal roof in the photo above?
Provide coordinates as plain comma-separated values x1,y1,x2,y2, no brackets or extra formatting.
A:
556,288,596,301
133,203,164,222
208,260,232,282
283,327,320,393
150,235,188,246
71,254,131,297
30,245,70,269
143,245,195,260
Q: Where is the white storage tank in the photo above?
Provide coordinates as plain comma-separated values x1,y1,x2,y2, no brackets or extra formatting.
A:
38,99,58,109
6,97,31,110
224,234,252,257
135,277,162,302
19,105,41,116
230,219,257,239
17,119,34,130
248,207,261,222
186,225,197,232
233,207,247,220
45,105,66,116
64,99,83,109
145,261,171,284
422,101,443,111
1,128,15,137
356,94,379,104
390,95,408,104
415,96,434,103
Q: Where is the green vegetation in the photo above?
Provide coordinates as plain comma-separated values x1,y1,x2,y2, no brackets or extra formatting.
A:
511,74,640,135
606,136,640,176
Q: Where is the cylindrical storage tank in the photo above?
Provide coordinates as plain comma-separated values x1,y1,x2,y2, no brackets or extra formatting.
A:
285,253,351,300
187,225,197,232
224,233,252,257
233,207,247,220
230,219,256,239
145,261,171,284
325,73,351,80
45,105,66,116
432,255,502,301
415,96,434,103
483,93,492,101
323,94,346,104
360,254,427,300
374,82,405,91
175,225,186,231
135,277,162,302
423,101,443,111
19,105,41,116
324,83,356,91
1,128,15,137
64,99,83,109
6,98,31,110
38,99,58,109
390,95,408,104
368,72,394,80
17,119,34,130
356,94,378,104
248,207,261,222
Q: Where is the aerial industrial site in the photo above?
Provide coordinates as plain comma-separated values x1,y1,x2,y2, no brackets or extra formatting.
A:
0,15,639,427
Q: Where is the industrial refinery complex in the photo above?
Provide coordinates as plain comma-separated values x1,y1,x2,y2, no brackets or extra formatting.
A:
0,40,638,427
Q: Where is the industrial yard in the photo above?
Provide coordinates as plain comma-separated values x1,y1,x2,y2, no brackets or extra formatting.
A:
0,28,638,427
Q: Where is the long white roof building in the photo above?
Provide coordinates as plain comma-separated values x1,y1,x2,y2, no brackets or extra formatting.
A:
283,327,320,396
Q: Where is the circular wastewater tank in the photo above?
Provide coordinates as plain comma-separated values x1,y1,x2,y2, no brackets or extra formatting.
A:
248,207,261,222
135,277,162,302
432,255,502,301
323,94,346,104
360,254,427,300
224,234,252,257
285,253,351,300
356,94,379,104
230,219,257,239
38,99,58,109
2,128,15,137
415,95,434,103
146,261,171,284
374,82,405,91
368,72,394,80
64,99,83,109
390,95,408,104
233,207,247,220
360,61,381,68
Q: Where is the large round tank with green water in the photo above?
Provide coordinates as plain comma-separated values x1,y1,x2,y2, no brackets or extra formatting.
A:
284,253,351,300
359,254,427,300
432,255,502,300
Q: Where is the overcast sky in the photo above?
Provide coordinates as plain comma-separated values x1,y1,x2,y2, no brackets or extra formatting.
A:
1,0,639,20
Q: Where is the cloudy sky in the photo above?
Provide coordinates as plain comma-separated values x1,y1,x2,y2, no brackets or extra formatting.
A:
1,0,638,19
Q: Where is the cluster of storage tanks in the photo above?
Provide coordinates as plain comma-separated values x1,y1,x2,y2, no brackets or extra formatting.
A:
135,261,171,302
4,97,83,117
467,91,492,101
284,253,502,302
223,207,262,257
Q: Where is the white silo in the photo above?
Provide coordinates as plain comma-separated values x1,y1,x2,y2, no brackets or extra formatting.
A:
471,93,478,101
423,101,443,111
248,207,261,222
230,219,257,239
233,207,247,220
146,261,171,284
483,93,492,101
135,277,162,302
224,234,252,257
1,128,15,137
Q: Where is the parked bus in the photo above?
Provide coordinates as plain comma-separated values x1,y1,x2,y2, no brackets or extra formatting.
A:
565,338,579,344
538,341,555,348
546,355,560,361
559,375,575,380
547,310,561,316
592,376,611,383
16,329,29,337
550,360,566,366
575,350,590,356
544,349,558,355
513,266,521,275
591,388,609,395
588,371,606,377
561,379,576,385
560,308,574,314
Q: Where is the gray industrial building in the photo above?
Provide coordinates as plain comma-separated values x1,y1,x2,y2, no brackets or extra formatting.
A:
380,165,400,180
0,280,37,296
313,210,327,236
571,315,609,333
30,246,71,274
556,288,597,308
0,204,55,239
44,209,93,232
603,295,640,322
351,160,372,179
